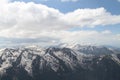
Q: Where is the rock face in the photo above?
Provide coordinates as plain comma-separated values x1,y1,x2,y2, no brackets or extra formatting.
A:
0,45,120,80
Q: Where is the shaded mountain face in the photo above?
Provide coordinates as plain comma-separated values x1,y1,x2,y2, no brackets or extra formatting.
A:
0,45,120,80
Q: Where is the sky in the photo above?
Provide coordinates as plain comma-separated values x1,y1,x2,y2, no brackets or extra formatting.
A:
0,0,120,48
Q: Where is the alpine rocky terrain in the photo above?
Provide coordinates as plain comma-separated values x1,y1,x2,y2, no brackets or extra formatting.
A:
0,44,120,80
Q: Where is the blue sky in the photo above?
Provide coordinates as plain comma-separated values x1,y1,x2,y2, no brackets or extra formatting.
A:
0,0,120,48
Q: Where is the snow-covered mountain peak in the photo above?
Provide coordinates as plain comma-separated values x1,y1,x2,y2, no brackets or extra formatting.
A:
0,45,120,80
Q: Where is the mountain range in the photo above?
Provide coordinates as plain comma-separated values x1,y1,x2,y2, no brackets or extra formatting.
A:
0,44,120,80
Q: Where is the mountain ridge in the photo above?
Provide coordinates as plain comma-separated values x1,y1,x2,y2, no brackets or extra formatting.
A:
0,45,120,80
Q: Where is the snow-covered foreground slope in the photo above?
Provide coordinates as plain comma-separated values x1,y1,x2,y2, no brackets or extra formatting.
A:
0,45,120,80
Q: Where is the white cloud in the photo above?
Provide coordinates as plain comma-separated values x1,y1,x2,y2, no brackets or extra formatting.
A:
0,30,120,47
63,8,120,27
0,0,120,47
101,30,111,34
0,1,120,32
44,30,120,47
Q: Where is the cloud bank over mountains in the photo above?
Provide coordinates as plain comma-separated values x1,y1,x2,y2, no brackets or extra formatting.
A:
0,0,120,47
